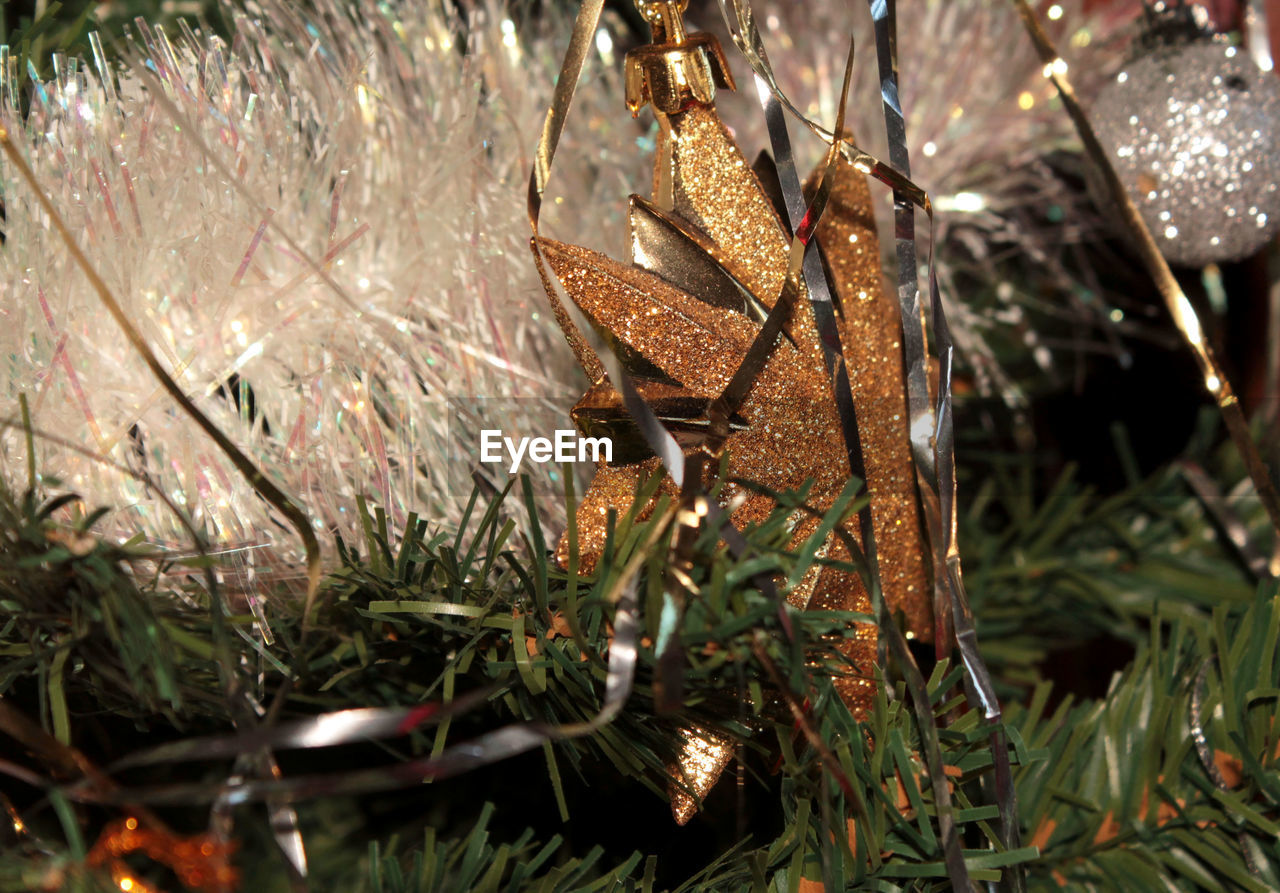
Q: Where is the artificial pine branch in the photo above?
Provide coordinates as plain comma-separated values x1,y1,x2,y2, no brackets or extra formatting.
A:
1,444,1275,890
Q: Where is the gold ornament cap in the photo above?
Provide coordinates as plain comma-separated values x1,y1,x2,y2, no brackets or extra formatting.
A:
624,0,735,116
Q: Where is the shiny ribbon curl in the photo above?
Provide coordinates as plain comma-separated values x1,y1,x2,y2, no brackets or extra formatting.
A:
69,546,652,806
705,46,864,486
858,1,1023,883
110,689,501,771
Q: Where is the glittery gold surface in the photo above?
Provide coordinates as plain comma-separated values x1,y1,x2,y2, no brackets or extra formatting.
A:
537,209,880,821
537,237,759,393
555,459,675,573
532,240,607,385
809,164,932,641
533,6,927,823
537,234,861,549
668,725,735,826
657,105,790,308
794,516,879,712
655,100,928,645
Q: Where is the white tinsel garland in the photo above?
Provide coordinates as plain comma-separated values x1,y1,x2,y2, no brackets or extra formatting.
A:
1,0,639,588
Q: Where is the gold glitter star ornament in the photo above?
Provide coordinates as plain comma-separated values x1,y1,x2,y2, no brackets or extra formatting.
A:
532,0,930,824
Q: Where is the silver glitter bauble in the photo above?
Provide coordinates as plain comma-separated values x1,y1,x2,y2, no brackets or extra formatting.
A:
1091,40,1280,268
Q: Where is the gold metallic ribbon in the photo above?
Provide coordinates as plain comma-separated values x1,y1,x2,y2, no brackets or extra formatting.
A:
527,0,609,384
